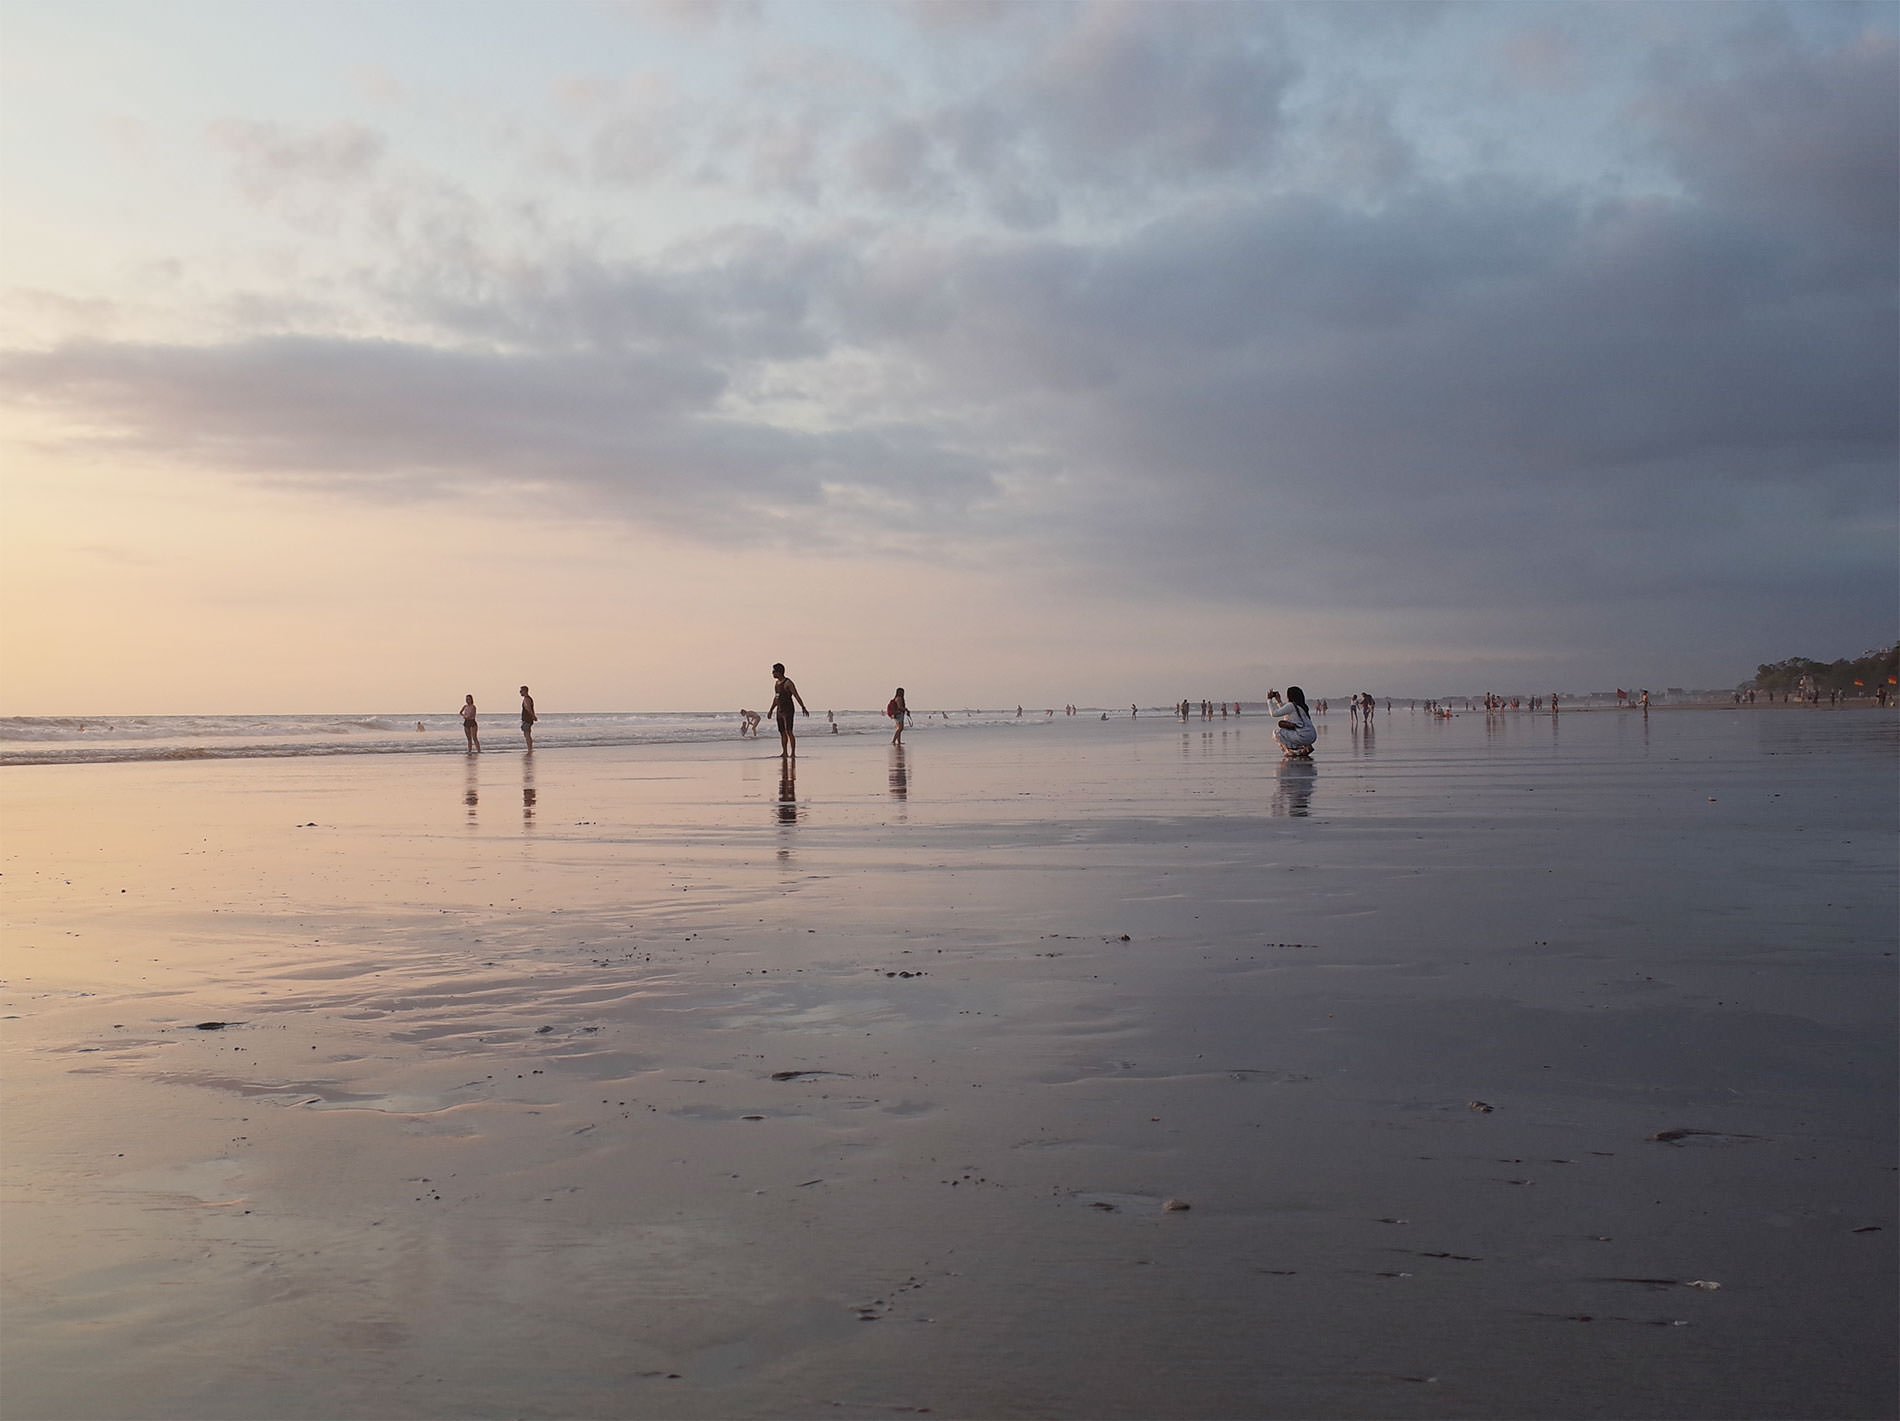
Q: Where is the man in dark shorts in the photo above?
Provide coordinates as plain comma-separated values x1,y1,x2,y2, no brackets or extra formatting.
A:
519,686,536,751
767,663,809,757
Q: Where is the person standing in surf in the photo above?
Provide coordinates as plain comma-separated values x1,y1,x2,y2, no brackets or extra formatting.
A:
888,688,910,745
767,663,809,758
460,695,480,753
519,686,537,751
1268,687,1317,758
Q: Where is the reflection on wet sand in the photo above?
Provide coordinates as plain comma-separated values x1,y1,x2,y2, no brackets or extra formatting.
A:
2,713,1893,1421
464,756,479,824
522,756,536,826
1272,757,1317,817
888,745,908,801
776,761,801,825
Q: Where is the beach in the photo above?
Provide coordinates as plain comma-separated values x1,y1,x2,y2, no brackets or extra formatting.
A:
2,708,1894,1420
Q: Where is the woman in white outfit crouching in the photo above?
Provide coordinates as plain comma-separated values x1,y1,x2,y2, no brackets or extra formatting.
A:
1269,686,1317,758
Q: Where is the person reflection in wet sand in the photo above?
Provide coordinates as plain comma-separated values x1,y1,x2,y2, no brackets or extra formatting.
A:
767,663,808,758
1272,757,1318,817
889,743,908,800
464,756,479,823
776,759,799,825
522,756,536,826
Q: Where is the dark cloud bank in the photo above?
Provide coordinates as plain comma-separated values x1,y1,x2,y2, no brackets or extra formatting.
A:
5,5,1894,683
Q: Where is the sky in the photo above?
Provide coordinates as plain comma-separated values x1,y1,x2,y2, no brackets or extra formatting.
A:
1,0,1894,713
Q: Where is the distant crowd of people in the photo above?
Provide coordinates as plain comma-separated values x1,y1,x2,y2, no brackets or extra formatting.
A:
439,669,1892,762
1745,674,1891,707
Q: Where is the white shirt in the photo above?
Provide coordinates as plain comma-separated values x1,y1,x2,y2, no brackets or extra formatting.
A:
1271,698,1312,732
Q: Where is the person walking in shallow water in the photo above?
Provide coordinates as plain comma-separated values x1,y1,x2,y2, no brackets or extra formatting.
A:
460,695,480,753
767,663,808,757
888,688,910,745
519,686,536,751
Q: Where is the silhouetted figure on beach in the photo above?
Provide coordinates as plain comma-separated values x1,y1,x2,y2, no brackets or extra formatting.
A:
460,695,480,753
888,688,910,745
519,686,536,751
1269,687,1317,758
767,663,808,757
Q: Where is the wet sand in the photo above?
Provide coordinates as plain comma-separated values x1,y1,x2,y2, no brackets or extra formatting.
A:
3,709,1894,1420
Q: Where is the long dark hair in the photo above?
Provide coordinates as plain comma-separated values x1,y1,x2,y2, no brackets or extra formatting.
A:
1284,685,1309,711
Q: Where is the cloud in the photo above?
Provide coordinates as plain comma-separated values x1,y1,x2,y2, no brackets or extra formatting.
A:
631,0,764,31
884,2,1301,221
583,4,1306,221
1303,84,1417,197
4,2,1893,685
0,335,997,552
1020,2,1298,180
586,72,691,186
209,119,386,205
1638,24,1899,244
851,118,944,203
1495,21,1590,93
14,124,1886,613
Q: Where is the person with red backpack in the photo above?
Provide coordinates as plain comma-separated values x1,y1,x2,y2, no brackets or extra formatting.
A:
887,688,910,745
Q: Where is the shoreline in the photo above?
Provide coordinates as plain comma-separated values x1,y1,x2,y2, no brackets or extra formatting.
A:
3,699,1890,771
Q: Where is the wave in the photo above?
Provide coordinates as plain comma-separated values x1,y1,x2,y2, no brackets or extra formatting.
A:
0,709,1071,767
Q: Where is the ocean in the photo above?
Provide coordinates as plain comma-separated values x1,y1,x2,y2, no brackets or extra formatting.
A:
0,706,1100,767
